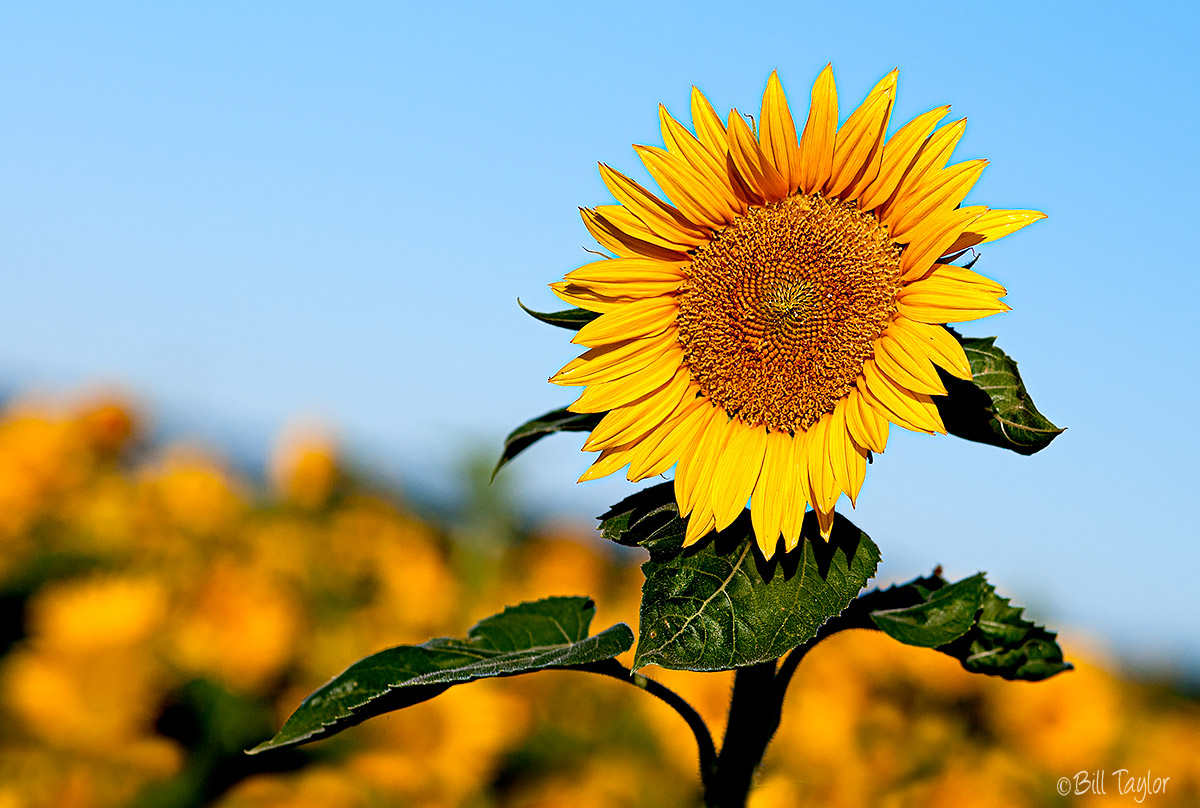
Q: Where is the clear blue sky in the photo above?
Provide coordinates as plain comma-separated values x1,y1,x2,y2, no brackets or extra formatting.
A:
2,2,1197,672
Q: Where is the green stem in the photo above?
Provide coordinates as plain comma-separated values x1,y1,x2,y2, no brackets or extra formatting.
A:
581,659,718,792
709,660,782,808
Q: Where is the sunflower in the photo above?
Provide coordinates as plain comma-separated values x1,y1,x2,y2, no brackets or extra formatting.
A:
550,67,1043,558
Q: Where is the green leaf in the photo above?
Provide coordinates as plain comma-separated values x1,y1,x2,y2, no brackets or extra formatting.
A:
517,299,600,331
849,570,1072,682
493,407,603,480
940,581,1072,681
249,597,633,754
869,573,988,648
935,334,1063,455
606,484,880,672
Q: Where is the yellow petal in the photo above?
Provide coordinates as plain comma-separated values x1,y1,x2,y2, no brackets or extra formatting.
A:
897,275,1010,324
928,263,1007,296
660,104,730,188
802,415,839,513
887,316,972,380
598,164,708,246
860,361,945,434
634,144,736,228
582,365,691,450
572,296,678,347
857,105,950,211
711,420,767,531
797,64,838,194
881,118,966,224
690,86,730,165
899,206,985,281
827,70,896,200
872,333,948,396
750,431,791,558
845,385,889,454
888,160,988,241
814,504,836,541
688,410,736,522
578,443,635,483
727,109,789,201
566,258,687,283
682,505,716,548
552,327,677,386
780,430,809,549
551,282,625,313
626,392,708,480
674,405,724,516
580,207,690,262
569,349,682,412
945,209,1046,254
759,71,802,194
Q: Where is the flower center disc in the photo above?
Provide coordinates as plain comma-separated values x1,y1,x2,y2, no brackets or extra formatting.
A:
676,194,902,432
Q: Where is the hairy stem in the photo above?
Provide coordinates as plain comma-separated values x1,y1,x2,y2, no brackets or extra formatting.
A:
709,660,782,808
581,659,718,791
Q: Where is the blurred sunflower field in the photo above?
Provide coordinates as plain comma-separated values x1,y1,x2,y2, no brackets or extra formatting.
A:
0,390,1197,808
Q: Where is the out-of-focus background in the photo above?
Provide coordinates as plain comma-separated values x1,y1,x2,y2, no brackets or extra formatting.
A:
1,1,1198,805
0,397,1197,807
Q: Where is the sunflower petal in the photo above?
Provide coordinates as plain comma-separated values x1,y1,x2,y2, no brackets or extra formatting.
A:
944,209,1046,254
857,105,950,211
897,275,1010,324
566,258,687,284
880,118,967,226
759,70,802,193
797,64,838,194
727,109,790,201
845,385,889,454
674,405,724,516
578,443,635,483
552,327,677,385
889,160,988,241
828,69,896,199
888,316,972,380
780,430,809,548
860,361,946,434
750,431,790,558
626,393,708,481
568,348,683,413
580,207,690,261
690,86,730,164
682,505,716,548
899,206,985,281
634,144,736,228
598,164,708,245
572,296,678,347
711,420,767,531
582,365,691,450
872,333,948,396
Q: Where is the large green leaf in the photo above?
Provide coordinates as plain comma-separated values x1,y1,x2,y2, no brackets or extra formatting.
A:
844,570,1071,682
492,407,602,479
602,483,880,672
249,597,633,754
869,573,988,648
936,334,1063,455
940,581,1072,681
517,300,600,331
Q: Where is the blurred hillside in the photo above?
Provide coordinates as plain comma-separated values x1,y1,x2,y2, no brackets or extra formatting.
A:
0,391,1197,808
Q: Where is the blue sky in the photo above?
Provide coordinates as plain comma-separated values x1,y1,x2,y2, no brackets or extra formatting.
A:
2,2,1198,672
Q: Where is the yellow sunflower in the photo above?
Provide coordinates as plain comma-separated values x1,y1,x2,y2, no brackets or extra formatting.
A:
549,67,1043,558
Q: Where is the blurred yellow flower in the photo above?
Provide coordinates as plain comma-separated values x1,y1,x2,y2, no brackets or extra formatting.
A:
270,423,341,509
28,575,167,653
170,562,303,691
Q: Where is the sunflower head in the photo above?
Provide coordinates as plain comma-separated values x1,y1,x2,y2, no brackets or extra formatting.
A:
550,67,1043,559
